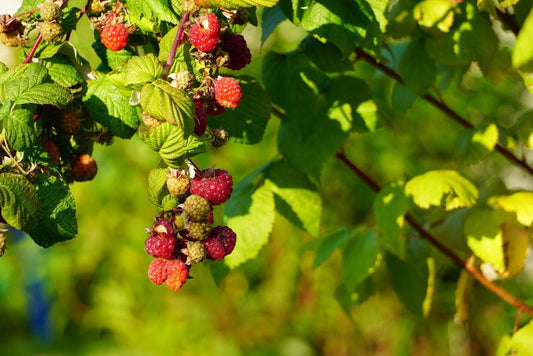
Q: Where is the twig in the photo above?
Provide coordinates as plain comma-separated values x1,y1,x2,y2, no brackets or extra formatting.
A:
353,48,533,177
335,150,533,317
162,13,190,79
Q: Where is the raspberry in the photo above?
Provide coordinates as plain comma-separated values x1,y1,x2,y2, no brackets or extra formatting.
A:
229,9,250,25
142,112,162,129
205,100,226,116
145,234,178,259
0,15,19,33
194,101,207,136
184,241,206,264
148,259,167,285
212,225,237,255
182,0,202,13
165,260,188,291
88,0,106,14
153,218,175,236
72,154,98,182
167,175,190,197
60,112,81,134
181,221,211,241
190,168,233,205
100,23,129,51
183,194,211,221
40,0,61,22
214,77,242,109
40,21,63,42
188,13,220,52
222,34,251,70
0,32,23,47
172,71,194,90
43,140,60,165
202,235,226,261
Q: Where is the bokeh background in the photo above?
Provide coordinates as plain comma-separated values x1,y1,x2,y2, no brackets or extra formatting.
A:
1,1,533,355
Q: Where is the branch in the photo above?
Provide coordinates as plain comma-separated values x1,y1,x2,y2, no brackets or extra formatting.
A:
335,150,533,317
495,9,520,36
162,13,190,79
354,48,533,177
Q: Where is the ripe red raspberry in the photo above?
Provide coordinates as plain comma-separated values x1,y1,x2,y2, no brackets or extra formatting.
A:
153,218,175,236
145,234,178,259
43,140,60,165
148,259,167,285
165,260,188,291
214,77,242,109
188,13,220,52
222,34,251,70
100,23,129,51
202,235,226,261
194,100,207,136
212,226,237,255
72,154,97,182
60,112,81,134
190,168,233,205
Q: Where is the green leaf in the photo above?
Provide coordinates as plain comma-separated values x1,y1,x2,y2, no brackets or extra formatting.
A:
456,124,499,165
342,230,381,291
261,5,286,44
15,83,72,107
223,173,275,268
386,1,416,38
0,173,40,231
374,181,408,258
83,75,139,139
300,0,374,54
266,160,321,236
513,9,533,73
207,76,271,145
398,39,436,95
405,170,478,211
313,227,355,267
465,209,506,271
42,55,84,88
386,239,430,316
2,63,49,102
138,123,206,167
299,36,353,73
489,192,533,227
510,320,533,355
124,54,163,88
2,108,37,152
514,111,533,148
413,0,454,34
15,0,40,15
0,62,8,75
204,0,280,10
26,174,77,247
140,79,195,137
126,0,179,24
147,168,169,207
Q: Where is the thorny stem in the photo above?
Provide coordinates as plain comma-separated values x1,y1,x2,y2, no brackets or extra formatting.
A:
162,12,190,79
353,48,533,177
335,150,533,318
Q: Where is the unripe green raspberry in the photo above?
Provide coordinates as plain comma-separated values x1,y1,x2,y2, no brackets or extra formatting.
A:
171,71,195,90
184,221,211,241
40,0,61,22
167,175,190,197
88,0,106,14
40,21,62,42
142,112,162,129
182,0,202,13
183,194,211,221
184,241,206,264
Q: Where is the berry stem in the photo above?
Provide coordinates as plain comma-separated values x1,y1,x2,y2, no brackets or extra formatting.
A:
22,33,43,64
162,12,190,79
353,48,533,178
335,150,533,318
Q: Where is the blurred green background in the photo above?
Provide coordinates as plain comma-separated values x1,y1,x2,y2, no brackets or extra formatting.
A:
1,2,533,355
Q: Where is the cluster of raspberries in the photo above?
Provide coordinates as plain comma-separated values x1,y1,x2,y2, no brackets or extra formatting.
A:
146,167,236,291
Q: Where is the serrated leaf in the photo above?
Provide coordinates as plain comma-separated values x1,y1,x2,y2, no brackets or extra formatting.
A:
0,173,40,231
405,170,478,210
124,54,163,88
374,181,408,258
342,230,381,291
223,173,275,268
510,320,533,355
489,192,533,227
83,75,139,139
161,194,179,211
26,174,77,247
42,55,83,88
16,83,72,106
457,123,499,165
126,0,179,24
313,227,355,267
2,63,49,101
265,160,321,236
147,168,169,207
399,39,436,95
138,123,206,167
15,0,40,15
2,108,37,152
204,0,279,10
299,36,353,73
140,79,195,136
513,9,533,73
207,76,271,144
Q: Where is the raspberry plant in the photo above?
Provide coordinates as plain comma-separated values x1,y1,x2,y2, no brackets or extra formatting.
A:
1,0,533,352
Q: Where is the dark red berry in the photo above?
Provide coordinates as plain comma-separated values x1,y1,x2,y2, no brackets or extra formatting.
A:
222,34,251,70
202,235,226,261
190,168,233,205
194,100,207,136
145,234,178,259
212,226,237,255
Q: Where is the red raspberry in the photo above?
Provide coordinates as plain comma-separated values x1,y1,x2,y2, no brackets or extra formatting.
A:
148,259,167,285
60,112,81,134
100,23,129,51
188,13,219,52
165,260,188,291
153,218,175,236
202,235,226,261
43,140,60,165
145,234,178,259
190,168,233,205
214,77,241,109
194,101,207,136
222,34,251,70
72,154,97,182
212,226,237,255
205,100,226,116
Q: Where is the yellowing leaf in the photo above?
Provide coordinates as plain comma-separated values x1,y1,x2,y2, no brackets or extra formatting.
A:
489,192,533,227
414,0,454,34
500,221,530,278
